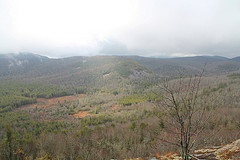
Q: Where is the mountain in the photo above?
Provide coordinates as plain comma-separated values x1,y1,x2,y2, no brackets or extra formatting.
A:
0,54,155,91
1,53,240,88
232,56,240,62
0,53,49,76
128,55,240,76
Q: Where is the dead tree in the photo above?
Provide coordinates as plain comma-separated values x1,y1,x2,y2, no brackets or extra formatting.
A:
158,69,214,160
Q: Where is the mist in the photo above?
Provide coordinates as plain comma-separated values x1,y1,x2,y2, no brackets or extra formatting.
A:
0,0,240,58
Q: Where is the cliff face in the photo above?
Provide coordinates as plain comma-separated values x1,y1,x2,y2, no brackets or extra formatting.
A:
126,139,240,160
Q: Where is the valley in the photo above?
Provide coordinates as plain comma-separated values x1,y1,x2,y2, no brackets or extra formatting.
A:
0,53,240,159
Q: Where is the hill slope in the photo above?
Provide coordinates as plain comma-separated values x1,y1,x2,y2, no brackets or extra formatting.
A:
0,53,155,90
1,53,240,88
232,56,240,62
0,53,49,76
128,55,240,76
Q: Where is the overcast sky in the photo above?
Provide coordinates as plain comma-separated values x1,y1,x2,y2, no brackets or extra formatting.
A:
0,0,240,58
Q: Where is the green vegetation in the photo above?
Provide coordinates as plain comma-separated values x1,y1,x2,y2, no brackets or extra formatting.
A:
80,115,113,126
118,93,161,106
0,96,36,113
114,60,147,78
203,82,228,96
217,64,240,72
0,81,69,112
228,72,240,79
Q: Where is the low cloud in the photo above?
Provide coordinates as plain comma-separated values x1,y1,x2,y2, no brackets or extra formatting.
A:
0,0,240,58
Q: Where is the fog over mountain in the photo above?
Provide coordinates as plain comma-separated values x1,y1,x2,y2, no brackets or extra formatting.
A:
0,0,240,58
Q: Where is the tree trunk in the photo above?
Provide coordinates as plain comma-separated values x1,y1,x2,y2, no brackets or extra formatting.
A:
181,145,189,160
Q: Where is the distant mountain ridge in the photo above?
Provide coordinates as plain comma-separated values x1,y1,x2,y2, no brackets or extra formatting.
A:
1,53,240,86
127,55,240,76
232,56,240,62
0,53,154,91
0,53,49,76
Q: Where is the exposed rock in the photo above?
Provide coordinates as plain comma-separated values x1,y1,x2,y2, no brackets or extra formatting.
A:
126,139,240,160
214,139,240,160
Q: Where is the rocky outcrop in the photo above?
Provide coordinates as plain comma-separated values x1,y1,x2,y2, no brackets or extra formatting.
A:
125,139,240,160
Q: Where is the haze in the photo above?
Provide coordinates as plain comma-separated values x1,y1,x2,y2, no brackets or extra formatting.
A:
0,0,240,58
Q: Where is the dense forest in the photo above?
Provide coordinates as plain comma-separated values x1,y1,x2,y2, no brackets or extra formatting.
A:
0,81,70,113
0,53,240,159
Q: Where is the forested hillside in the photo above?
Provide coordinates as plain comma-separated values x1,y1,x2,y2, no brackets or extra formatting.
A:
128,55,240,76
0,53,240,159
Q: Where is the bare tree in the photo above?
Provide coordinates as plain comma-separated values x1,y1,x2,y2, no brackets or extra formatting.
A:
158,69,214,160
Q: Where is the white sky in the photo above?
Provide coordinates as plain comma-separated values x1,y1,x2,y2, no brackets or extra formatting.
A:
0,0,240,58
